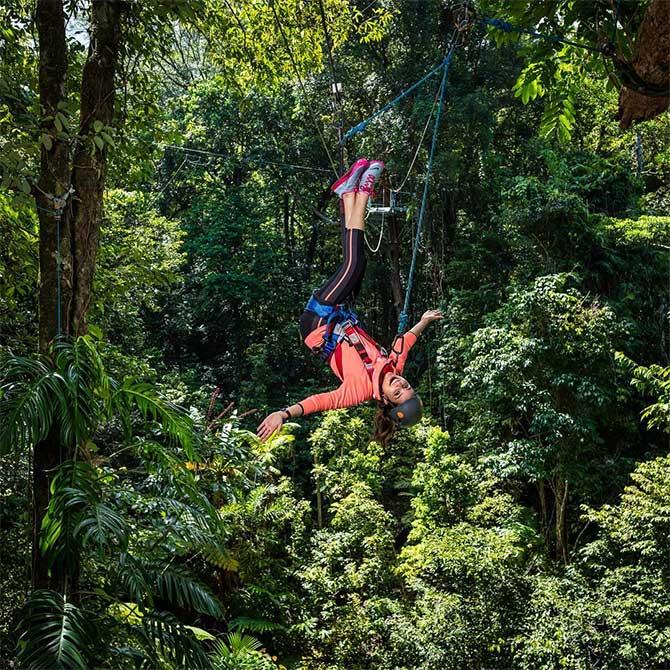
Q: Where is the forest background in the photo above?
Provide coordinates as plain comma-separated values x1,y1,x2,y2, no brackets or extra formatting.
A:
1,0,669,668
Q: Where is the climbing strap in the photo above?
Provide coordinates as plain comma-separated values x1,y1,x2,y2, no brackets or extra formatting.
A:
341,321,376,380
342,54,452,144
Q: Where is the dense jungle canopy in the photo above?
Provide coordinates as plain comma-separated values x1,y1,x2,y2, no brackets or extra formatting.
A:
1,0,669,668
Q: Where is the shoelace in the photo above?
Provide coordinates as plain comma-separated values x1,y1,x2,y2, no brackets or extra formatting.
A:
362,174,376,189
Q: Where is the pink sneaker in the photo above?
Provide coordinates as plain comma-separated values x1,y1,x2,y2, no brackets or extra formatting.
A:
330,157,369,198
357,160,385,197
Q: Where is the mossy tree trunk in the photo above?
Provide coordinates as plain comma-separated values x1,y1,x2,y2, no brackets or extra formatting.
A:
33,0,123,590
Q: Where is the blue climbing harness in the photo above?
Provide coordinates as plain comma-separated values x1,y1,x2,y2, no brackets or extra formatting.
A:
305,294,360,361
305,294,386,380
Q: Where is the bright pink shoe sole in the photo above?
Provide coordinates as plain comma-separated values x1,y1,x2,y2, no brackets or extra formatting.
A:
330,157,369,193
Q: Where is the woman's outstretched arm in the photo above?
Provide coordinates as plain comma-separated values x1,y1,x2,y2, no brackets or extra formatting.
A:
392,309,444,372
409,309,443,337
256,381,366,442
256,403,305,442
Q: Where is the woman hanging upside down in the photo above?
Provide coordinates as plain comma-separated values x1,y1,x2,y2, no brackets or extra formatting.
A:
257,158,443,445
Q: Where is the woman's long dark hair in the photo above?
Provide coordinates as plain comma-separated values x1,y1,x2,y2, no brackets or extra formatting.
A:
373,401,396,447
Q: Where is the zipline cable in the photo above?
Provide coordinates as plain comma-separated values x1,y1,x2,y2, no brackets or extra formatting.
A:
157,143,332,174
148,156,188,207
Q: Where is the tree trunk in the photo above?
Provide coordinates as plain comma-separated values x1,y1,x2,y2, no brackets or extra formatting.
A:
36,0,71,352
554,477,569,564
387,213,404,319
32,0,123,591
305,188,331,281
69,0,123,336
617,0,669,129
33,0,70,591
283,192,292,264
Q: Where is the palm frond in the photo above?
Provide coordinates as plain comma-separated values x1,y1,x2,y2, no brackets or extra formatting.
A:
228,616,285,633
211,632,264,661
152,566,223,618
135,611,211,670
74,501,128,553
202,546,239,572
0,337,113,456
116,552,154,609
17,590,91,670
41,460,128,567
116,380,197,457
0,355,64,455
53,337,111,448
111,645,148,668
150,495,226,555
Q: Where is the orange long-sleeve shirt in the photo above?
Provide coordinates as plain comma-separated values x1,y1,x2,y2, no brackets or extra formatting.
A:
299,326,418,415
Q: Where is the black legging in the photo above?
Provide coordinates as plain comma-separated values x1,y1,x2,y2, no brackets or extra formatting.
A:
299,226,366,340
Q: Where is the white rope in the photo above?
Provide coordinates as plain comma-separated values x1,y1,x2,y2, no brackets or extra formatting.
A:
389,81,441,194
148,157,188,207
365,211,385,253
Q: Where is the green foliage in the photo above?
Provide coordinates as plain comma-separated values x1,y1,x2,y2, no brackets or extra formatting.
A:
41,460,128,567
296,482,397,667
93,190,186,354
195,0,393,92
2,0,669,667
617,351,670,434
17,590,92,670
211,632,282,670
480,0,648,141
0,193,37,352
0,336,194,457
455,274,621,481
515,454,670,669
396,523,530,669
606,215,670,247
0,338,238,664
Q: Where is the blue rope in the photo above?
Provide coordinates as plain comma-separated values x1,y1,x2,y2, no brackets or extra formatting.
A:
482,16,604,54
397,43,454,335
342,56,451,144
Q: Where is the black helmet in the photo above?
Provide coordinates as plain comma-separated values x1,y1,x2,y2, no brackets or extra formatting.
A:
388,395,423,428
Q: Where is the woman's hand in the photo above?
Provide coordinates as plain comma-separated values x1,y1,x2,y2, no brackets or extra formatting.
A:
409,309,444,339
256,411,285,442
420,309,443,324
